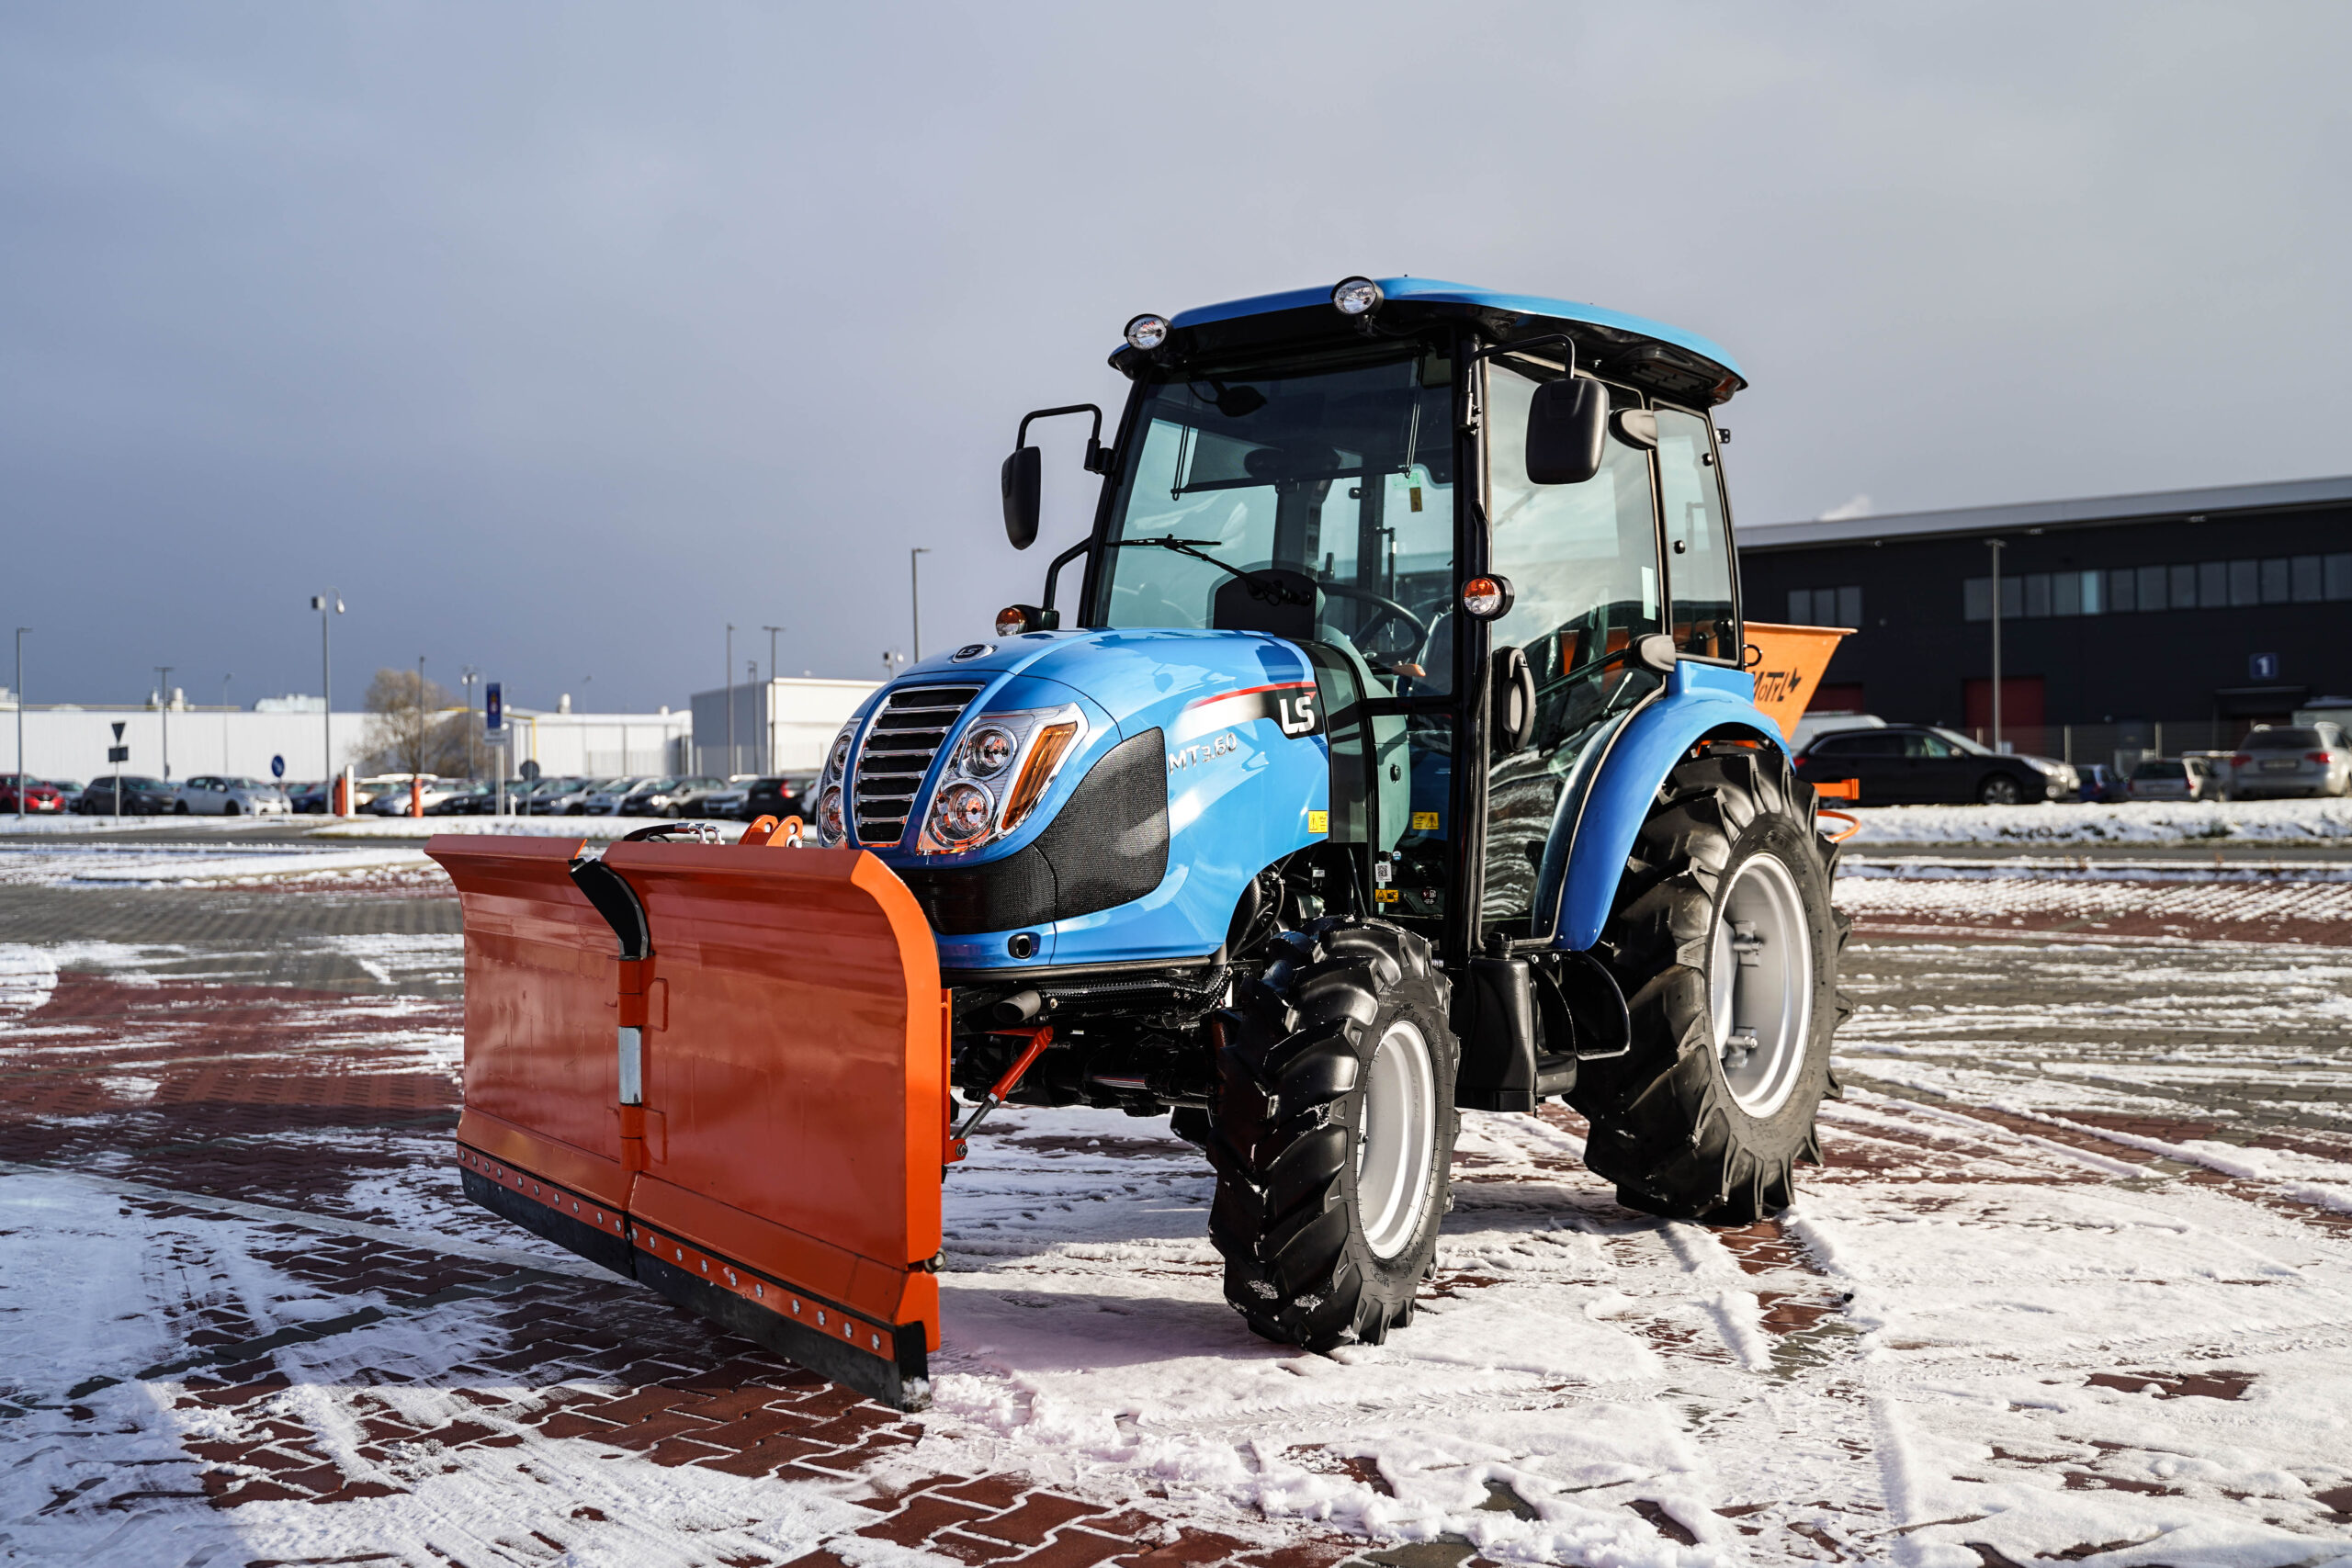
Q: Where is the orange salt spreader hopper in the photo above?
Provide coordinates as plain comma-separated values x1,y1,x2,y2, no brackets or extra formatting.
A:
1740,621,1854,743
425,829,949,1409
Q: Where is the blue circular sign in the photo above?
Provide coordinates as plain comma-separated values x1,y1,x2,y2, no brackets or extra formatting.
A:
270,754,286,778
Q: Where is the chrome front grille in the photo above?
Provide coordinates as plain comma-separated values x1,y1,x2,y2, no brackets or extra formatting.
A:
853,683,982,845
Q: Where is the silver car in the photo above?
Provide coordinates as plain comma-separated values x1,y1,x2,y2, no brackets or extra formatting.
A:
2127,756,2223,802
175,775,291,816
2227,724,2352,800
582,778,655,816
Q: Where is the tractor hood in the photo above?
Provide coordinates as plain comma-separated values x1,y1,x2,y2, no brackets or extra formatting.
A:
841,627,1338,971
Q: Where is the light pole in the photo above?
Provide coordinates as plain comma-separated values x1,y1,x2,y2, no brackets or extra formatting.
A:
1985,537,2005,752
415,656,427,776
154,665,175,782
910,547,932,662
762,625,785,773
220,673,232,773
725,624,736,777
460,668,479,780
12,628,27,821
311,592,342,800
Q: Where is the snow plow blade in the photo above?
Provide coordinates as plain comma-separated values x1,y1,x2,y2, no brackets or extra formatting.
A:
424,834,949,1411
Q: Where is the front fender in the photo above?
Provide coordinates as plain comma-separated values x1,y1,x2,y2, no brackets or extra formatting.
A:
1545,661,1789,953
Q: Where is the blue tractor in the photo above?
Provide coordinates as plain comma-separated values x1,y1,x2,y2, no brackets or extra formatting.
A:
811,276,1851,1349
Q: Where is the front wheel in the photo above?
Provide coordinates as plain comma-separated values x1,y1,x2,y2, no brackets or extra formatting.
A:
1206,917,1458,1349
1575,746,1846,1224
1977,773,2024,806
221,799,240,816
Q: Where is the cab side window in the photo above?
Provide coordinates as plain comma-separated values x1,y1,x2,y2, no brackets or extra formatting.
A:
1656,407,1738,661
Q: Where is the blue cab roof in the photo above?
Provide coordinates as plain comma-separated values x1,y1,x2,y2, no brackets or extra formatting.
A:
1159,276,1745,387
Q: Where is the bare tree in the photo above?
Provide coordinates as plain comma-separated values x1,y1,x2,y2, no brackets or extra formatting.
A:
359,668,474,775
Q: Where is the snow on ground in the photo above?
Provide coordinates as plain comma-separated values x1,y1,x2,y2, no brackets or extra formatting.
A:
1842,796,2352,845
308,815,697,840
1838,857,2352,933
0,840,440,890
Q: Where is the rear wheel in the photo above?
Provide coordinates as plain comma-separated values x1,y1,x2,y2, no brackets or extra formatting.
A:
1977,773,2023,806
174,799,189,815
1206,917,1458,1349
1575,746,1846,1224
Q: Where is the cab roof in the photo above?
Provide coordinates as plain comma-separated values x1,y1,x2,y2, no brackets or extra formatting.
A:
1113,276,1747,406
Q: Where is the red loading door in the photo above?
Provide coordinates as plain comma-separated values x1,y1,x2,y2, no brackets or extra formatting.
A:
424,835,633,1213
604,842,948,1345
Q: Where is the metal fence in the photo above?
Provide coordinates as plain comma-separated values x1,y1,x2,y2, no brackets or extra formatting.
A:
1965,719,2238,778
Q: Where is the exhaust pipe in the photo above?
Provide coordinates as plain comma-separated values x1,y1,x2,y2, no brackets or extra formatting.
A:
989,988,1044,1027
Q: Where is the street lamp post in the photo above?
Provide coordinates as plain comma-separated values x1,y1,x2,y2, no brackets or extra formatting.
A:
12,628,27,822
1986,537,2006,752
415,656,427,777
311,592,342,805
725,624,736,777
762,625,784,773
910,547,932,662
460,668,479,780
154,665,175,784
220,673,232,773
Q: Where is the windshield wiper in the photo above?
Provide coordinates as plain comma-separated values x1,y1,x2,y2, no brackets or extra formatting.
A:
1106,536,1310,606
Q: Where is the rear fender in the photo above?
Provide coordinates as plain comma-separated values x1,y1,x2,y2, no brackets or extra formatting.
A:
1543,661,1790,953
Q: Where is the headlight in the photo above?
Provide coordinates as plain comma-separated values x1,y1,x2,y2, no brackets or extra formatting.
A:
816,785,845,844
914,704,1086,855
963,727,1016,778
1331,276,1384,316
1124,313,1169,351
931,782,994,844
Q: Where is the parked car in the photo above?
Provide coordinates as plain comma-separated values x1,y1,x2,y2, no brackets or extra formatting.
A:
43,779,85,798
736,773,819,823
2226,724,2352,799
2073,763,2124,804
424,780,497,816
528,777,607,816
2128,756,2224,802
74,775,177,815
619,776,730,817
363,775,459,815
582,778,657,816
1793,724,2078,806
1790,712,1888,750
0,777,67,814
175,775,291,816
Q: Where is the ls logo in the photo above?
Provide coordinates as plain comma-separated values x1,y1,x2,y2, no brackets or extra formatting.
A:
1275,691,1319,736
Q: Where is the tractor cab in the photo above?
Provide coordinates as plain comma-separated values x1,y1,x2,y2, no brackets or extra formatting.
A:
1000,276,1751,961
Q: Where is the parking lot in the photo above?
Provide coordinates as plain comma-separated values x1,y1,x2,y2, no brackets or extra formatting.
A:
2,828,2349,1566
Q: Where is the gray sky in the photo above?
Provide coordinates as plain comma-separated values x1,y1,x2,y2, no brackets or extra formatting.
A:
5,3,2346,712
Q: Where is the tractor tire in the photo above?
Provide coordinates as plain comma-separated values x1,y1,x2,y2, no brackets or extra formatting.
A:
1573,745,1849,1224
1205,916,1458,1350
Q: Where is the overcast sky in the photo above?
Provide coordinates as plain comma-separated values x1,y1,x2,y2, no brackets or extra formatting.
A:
4,3,2346,712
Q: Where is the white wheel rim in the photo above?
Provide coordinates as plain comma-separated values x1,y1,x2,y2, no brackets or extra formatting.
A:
1709,852,1814,1118
1357,1018,1436,1259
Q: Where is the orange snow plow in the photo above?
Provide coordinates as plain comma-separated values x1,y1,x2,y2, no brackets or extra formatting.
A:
424,833,950,1409
1742,621,1854,741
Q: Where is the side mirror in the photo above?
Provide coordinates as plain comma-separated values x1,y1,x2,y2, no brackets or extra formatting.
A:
1524,378,1609,485
1001,446,1041,550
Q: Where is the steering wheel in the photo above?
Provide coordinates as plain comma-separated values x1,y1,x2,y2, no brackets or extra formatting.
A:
1318,581,1430,661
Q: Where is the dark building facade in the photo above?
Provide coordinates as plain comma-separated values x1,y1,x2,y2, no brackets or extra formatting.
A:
1738,475,2352,751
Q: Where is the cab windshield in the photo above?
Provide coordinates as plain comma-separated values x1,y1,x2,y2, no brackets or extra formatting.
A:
1094,347,1455,691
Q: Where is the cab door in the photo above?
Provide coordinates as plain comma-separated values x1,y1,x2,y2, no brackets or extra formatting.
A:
1479,362,1663,941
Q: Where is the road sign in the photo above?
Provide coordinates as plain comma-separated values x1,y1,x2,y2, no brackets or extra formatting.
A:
107,746,129,763
486,682,502,731
520,759,541,781
270,754,286,779
2250,651,2281,681
111,721,127,741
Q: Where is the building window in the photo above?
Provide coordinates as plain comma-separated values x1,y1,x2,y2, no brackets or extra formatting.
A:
2137,564,2166,612
1791,585,1862,626
2292,555,2324,602
2172,564,2199,608
2023,573,2052,617
2198,561,2228,607
1836,585,1862,626
2229,558,2259,606
2329,553,2352,600
1962,578,1990,622
2260,558,2291,604
2108,568,2136,613
1788,588,1811,623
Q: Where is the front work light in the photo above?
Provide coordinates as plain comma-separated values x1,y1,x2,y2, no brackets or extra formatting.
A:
1331,276,1384,316
931,782,994,845
1125,314,1170,351
1460,575,1515,620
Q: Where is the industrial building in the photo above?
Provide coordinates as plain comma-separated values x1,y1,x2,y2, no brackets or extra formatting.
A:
688,677,878,777
1739,474,2352,760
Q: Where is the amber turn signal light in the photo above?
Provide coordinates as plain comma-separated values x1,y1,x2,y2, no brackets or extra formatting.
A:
1460,575,1515,620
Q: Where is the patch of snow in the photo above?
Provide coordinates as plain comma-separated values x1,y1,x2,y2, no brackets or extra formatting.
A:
1840,796,2352,845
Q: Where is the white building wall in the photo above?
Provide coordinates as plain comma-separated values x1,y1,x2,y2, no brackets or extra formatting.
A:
687,678,876,777
0,704,695,784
